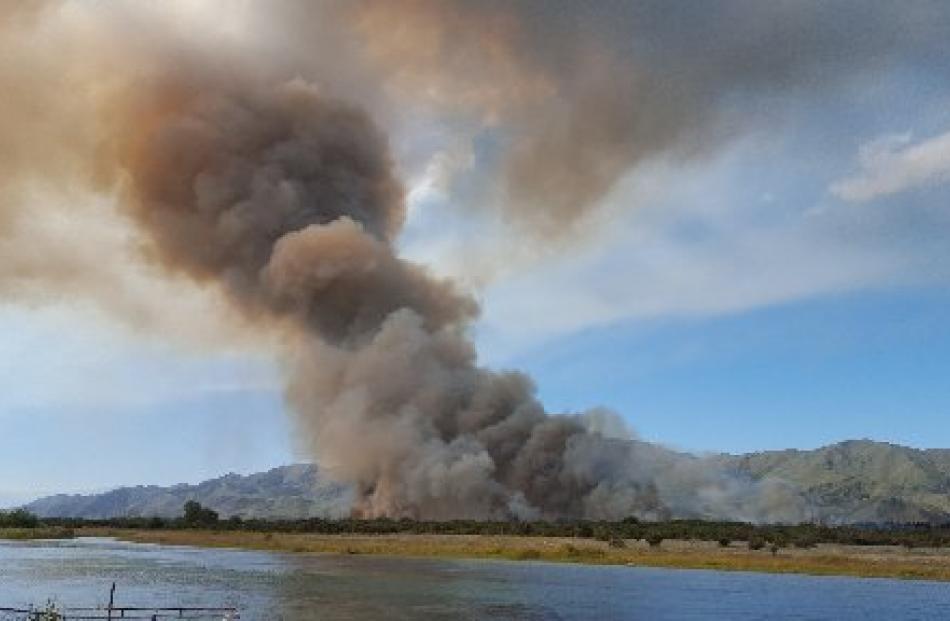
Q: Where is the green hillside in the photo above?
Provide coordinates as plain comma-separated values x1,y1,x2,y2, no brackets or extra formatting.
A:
716,440,950,523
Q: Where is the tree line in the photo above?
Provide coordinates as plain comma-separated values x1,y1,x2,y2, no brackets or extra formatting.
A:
0,509,40,528
33,503,950,549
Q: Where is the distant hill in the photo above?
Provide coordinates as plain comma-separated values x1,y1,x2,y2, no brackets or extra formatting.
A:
25,464,350,520
714,440,950,524
24,440,950,523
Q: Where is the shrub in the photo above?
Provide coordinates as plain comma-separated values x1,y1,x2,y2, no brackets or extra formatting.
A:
792,537,817,549
608,537,627,549
0,509,39,529
182,501,219,528
646,534,664,548
718,538,731,548
748,537,766,551
593,526,613,542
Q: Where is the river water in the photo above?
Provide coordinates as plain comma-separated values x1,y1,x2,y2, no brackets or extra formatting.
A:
0,538,948,620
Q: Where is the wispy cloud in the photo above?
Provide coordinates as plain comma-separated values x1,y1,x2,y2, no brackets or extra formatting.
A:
831,130,950,202
470,138,943,361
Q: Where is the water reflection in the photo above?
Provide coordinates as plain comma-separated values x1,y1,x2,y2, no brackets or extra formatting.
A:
2,538,950,620
274,554,551,620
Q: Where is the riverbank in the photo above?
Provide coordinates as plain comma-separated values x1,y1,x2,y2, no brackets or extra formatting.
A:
0,527,74,540
84,529,950,581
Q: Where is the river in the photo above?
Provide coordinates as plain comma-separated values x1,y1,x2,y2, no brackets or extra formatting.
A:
0,538,948,620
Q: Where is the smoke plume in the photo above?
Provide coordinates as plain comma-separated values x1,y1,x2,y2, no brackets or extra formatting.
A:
13,0,947,521
105,67,675,519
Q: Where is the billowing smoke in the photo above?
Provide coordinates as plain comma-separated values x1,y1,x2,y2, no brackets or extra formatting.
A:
320,0,950,237
10,1,945,522
105,69,674,519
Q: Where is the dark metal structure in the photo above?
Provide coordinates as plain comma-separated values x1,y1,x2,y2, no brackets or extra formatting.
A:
0,584,238,620
0,609,238,620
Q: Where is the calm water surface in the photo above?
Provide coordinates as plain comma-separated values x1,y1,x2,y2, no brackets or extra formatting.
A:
0,538,948,620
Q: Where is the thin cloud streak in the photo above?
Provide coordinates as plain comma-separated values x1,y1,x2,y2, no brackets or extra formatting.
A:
832,130,950,202
473,144,926,362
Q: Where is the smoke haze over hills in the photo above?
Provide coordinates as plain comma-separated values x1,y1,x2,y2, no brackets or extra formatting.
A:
23,441,950,525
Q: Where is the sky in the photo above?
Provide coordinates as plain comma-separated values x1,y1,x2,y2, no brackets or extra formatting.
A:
2,1,950,507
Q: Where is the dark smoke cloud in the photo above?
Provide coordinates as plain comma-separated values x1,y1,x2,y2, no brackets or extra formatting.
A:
285,312,675,519
317,0,950,236
111,74,475,340
108,61,808,518
107,66,683,519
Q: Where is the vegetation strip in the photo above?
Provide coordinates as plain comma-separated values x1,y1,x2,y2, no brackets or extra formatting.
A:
78,529,950,582
7,504,950,581
0,510,75,540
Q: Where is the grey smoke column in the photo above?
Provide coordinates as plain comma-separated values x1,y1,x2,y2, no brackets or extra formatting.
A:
112,73,663,519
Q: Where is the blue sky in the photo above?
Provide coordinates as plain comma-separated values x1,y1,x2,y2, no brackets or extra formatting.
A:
519,287,950,454
2,2,950,507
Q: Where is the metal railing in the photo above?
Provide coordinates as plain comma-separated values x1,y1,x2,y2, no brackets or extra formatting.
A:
0,584,239,620
0,609,238,620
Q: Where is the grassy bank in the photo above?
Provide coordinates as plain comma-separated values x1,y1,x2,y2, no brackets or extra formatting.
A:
0,527,75,540
85,529,950,581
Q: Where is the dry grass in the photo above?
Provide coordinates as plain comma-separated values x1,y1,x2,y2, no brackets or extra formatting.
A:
79,529,950,581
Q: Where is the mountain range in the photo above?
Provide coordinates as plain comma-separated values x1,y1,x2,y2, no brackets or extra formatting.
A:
715,440,950,523
24,440,950,524
26,464,351,520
